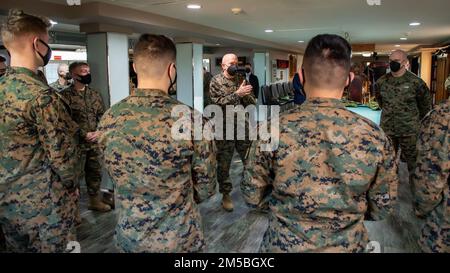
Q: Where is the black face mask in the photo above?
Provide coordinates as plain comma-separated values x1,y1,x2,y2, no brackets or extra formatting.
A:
76,73,92,85
389,61,402,73
34,39,52,67
227,65,238,77
245,68,251,74
168,64,177,93
64,73,72,81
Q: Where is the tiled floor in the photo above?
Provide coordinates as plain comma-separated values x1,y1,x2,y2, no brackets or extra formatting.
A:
77,154,423,253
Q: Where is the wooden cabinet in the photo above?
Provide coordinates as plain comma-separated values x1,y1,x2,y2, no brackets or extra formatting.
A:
431,48,450,104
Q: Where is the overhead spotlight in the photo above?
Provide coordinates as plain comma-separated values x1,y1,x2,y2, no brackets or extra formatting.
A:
265,29,274,33
409,22,421,26
50,20,58,25
362,52,372,57
298,40,305,43
187,4,202,9
395,45,401,47
231,8,243,15
400,37,408,41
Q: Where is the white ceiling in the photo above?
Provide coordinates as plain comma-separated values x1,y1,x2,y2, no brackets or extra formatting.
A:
29,0,450,53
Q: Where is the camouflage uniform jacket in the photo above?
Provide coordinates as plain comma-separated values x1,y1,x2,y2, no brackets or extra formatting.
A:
0,67,80,251
242,98,399,253
412,99,450,253
445,76,450,93
98,89,217,253
209,73,256,138
209,73,256,108
50,80,70,92
61,85,105,141
375,71,432,137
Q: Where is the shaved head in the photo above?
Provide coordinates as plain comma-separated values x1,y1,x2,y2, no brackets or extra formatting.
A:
133,34,176,79
303,34,352,90
390,50,408,62
222,54,238,66
221,53,238,76
57,63,68,74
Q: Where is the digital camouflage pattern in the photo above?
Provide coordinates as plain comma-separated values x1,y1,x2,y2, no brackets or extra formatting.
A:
0,67,80,252
242,98,399,253
209,73,255,194
98,89,217,253
61,85,105,142
61,85,105,195
50,80,70,92
412,99,450,253
375,71,432,137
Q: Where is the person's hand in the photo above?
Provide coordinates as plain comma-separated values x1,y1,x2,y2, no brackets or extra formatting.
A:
235,81,253,97
86,131,102,143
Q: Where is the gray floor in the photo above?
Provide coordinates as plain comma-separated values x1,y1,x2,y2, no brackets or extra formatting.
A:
77,153,424,253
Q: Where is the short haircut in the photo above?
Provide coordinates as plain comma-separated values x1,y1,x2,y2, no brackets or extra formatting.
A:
133,34,176,78
69,61,89,73
303,34,352,89
245,63,252,67
0,55,6,63
1,9,51,48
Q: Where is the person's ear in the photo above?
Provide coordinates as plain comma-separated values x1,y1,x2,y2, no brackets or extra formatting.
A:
349,72,355,85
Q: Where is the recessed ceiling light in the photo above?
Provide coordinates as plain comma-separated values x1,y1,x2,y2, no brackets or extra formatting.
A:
298,40,304,43
215,43,221,46
400,37,408,40
362,52,372,57
187,4,201,9
395,45,401,47
265,29,274,33
50,20,58,25
409,22,421,26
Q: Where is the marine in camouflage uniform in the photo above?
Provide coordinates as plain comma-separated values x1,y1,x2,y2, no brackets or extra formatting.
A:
445,75,450,94
98,88,217,253
242,98,399,252
209,72,256,196
375,70,432,175
50,80,70,92
0,67,80,252
61,85,105,200
412,99,450,253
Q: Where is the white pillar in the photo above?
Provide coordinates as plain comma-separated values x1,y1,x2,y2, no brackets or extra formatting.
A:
254,52,269,121
86,31,129,191
176,43,204,112
86,32,130,108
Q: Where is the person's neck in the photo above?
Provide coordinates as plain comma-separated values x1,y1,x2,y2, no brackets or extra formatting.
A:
137,79,169,94
305,87,343,100
74,82,86,91
58,77,67,85
10,55,39,73
392,69,407,78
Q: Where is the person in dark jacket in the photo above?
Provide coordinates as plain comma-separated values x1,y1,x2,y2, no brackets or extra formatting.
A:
245,63,260,100
293,72,306,105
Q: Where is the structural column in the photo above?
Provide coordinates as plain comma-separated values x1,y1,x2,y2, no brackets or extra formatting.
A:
175,40,204,112
82,23,132,108
81,23,131,190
